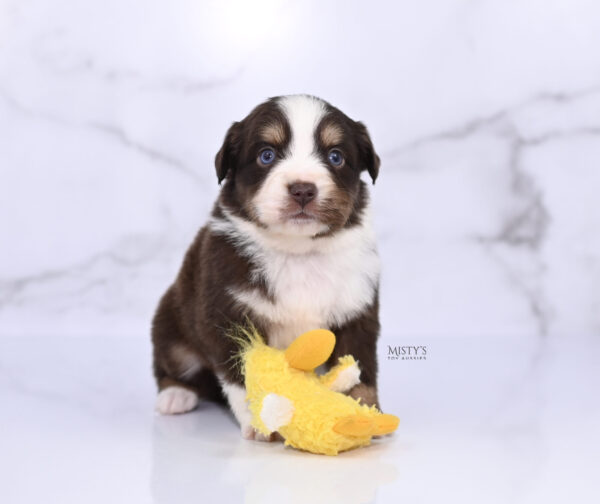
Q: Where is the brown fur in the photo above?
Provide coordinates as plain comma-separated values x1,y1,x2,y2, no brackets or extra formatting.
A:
260,122,287,145
349,384,379,408
320,123,343,146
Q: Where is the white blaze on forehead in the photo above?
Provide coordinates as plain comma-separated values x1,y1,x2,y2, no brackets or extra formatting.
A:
278,95,326,157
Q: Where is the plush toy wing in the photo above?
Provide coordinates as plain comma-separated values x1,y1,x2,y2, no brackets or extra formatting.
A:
333,412,400,436
319,355,362,393
285,329,361,392
260,393,295,433
284,328,335,370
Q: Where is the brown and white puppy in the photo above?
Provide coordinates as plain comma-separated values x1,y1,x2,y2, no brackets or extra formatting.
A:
152,94,381,440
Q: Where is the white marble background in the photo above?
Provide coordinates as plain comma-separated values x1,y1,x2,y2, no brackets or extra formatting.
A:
2,2,600,503
1,0,600,340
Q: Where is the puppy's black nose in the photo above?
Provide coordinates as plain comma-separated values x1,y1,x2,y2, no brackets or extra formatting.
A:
288,182,317,207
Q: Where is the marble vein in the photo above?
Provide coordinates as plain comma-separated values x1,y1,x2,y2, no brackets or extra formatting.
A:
0,87,201,183
379,84,600,338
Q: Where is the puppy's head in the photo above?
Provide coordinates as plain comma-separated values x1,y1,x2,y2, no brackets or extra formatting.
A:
216,95,379,237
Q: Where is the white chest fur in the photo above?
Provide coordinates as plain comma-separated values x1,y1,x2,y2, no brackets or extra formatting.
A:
210,211,380,349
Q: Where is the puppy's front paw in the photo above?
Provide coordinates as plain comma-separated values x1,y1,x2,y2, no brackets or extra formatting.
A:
156,386,199,415
241,424,277,442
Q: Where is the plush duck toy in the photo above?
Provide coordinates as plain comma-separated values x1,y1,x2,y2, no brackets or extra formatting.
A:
238,327,399,455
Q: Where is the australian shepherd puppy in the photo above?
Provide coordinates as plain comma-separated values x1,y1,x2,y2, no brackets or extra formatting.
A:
152,94,381,440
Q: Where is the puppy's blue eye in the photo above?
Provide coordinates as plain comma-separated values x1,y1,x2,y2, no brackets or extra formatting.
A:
259,148,276,165
328,149,344,166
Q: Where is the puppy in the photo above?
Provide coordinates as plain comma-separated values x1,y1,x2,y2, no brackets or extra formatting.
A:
152,94,381,440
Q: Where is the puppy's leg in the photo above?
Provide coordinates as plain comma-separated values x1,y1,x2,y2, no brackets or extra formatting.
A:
329,300,381,408
219,379,275,442
152,288,225,414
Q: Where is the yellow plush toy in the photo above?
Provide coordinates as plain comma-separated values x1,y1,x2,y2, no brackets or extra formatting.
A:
238,327,399,455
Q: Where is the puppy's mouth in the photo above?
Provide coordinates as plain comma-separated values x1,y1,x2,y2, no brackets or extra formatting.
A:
286,209,318,223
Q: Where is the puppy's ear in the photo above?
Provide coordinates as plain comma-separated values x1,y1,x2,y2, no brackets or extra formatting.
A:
354,121,380,184
215,121,243,184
